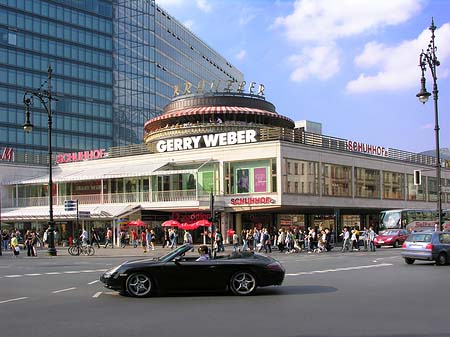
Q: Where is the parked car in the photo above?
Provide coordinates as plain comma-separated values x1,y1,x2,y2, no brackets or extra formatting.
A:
401,231,450,265
100,244,285,297
374,229,409,248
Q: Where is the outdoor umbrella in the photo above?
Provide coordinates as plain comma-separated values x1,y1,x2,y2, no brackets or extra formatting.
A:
195,219,212,227
128,220,146,227
161,219,180,227
180,223,199,230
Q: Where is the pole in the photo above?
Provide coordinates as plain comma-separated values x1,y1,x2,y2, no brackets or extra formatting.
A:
417,18,442,231
433,76,442,231
46,66,57,256
210,192,214,255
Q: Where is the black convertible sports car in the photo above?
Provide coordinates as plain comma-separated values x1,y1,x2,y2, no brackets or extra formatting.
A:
100,244,285,297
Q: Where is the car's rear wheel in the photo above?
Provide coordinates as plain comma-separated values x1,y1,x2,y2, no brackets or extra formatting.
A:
436,253,448,266
393,241,399,248
229,271,257,296
404,258,415,264
126,272,153,297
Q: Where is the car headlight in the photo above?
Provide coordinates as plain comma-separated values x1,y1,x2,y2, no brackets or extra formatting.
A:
103,265,122,278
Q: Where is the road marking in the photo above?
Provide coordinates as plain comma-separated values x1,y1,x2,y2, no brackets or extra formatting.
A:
0,297,29,304
52,287,77,294
92,292,102,298
88,280,99,285
2,269,107,280
286,263,393,276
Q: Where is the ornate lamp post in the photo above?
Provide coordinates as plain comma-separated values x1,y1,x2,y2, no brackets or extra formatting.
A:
23,66,58,255
416,18,442,231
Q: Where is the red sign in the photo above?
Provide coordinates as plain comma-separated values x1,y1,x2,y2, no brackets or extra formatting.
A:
171,212,210,224
56,149,108,164
230,197,275,205
1,147,14,161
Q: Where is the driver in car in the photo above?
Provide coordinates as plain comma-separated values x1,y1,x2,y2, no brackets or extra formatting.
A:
196,245,210,261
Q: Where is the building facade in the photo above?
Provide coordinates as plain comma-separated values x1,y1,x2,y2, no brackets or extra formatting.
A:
1,90,449,245
0,0,243,159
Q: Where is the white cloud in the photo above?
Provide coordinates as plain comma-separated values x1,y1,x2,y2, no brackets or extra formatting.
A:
183,19,194,31
155,0,184,9
273,0,423,82
235,50,247,61
196,0,212,13
288,43,340,81
156,0,212,12
274,0,422,43
347,23,450,93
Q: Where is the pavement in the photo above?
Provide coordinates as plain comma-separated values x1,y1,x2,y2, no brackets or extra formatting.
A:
0,243,382,259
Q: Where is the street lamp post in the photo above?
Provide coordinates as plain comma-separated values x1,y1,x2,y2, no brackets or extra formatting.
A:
416,18,442,231
23,65,58,256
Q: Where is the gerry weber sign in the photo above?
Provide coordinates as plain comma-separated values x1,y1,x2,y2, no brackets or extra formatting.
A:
156,129,257,153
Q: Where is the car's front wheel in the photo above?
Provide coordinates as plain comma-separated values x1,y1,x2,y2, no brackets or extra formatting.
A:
229,271,257,296
126,272,153,297
404,258,415,264
436,253,448,266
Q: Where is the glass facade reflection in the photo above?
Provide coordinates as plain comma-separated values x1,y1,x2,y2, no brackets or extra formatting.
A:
0,0,243,155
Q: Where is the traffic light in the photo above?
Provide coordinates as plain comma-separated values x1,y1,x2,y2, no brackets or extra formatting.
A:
413,170,421,186
208,212,220,223
64,199,77,211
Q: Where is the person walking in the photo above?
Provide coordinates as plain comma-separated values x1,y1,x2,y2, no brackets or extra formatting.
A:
91,228,100,248
10,234,19,257
277,228,286,253
340,227,350,252
30,231,38,257
232,232,240,252
130,229,138,248
2,230,10,251
80,228,88,245
141,229,147,253
24,230,33,257
150,229,156,250
104,227,113,248
368,226,377,252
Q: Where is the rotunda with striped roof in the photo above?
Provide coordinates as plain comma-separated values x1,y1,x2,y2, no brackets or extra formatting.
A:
143,90,295,153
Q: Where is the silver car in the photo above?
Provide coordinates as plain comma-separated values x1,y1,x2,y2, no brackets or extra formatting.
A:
401,231,450,265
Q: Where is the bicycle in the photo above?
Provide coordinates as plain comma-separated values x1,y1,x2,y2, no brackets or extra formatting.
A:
68,240,95,256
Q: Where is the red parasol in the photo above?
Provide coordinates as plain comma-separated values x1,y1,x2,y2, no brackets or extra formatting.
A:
180,223,199,230
161,219,180,227
195,219,212,227
128,220,146,227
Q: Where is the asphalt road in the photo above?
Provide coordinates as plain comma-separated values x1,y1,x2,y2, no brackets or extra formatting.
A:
0,247,449,337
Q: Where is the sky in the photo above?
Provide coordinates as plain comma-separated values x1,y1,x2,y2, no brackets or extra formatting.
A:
155,0,450,154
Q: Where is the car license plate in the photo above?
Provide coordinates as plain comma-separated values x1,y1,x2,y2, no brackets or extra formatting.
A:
378,240,384,243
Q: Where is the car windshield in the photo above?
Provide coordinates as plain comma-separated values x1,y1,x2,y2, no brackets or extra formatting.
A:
383,230,399,235
158,245,191,262
406,234,432,243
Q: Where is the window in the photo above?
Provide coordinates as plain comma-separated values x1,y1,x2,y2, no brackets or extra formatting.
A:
322,163,352,197
355,167,380,198
286,159,319,195
383,171,405,200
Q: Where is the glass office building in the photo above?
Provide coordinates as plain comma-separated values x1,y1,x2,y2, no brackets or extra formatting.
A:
0,0,243,156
